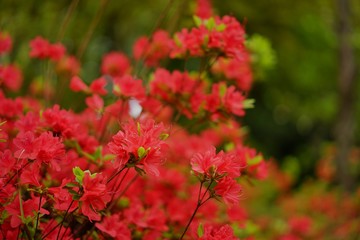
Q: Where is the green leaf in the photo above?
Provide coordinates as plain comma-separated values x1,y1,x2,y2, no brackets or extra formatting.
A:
216,23,226,32
135,166,146,176
73,167,85,184
243,99,255,109
159,133,169,141
103,154,115,161
205,17,216,30
84,170,97,178
113,84,121,95
65,182,79,188
193,15,203,27
117,197,130,208
219,83,227,97
224,142,235,151
247,156,262,166
137,147,146,159
197,223,204,237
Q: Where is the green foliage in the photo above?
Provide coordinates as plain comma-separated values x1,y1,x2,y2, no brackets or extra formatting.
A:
246,34,276,80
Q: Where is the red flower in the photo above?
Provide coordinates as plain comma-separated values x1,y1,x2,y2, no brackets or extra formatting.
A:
70,76,89,92
29,36,50,59
198,224,238,240
0,150,16,176
191,146,222,177
29,36,66,61
101,52,131,77
49,179,79,212
13,131,38,159
56,55,81,76
214,176,242,206
133,30,172,66
95,214,131,239
90,77,108,95
35,132,65,171
113,75,146,100
196,0,213,19
48,43,66,61
108,119,167,176
0,64,23,91
224,85,245,116
86,94,104,113
20,164,42,187
0,32,12,55
80,172,111,221
5,195,49,228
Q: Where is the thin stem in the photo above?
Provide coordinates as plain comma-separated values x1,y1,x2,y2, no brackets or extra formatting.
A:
179,202,201,240
197,181,203,203
0,160,32,193
56,200,75,240
33,194,43,239
108,174,138,211
200,179,213,202
109,168,129,203
180,179,214,239
57,0,80,41
77,0,109,60
41,202,77,239
106,165,127,184
134,0,175,77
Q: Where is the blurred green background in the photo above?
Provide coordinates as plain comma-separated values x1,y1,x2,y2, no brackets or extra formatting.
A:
1,0,359,187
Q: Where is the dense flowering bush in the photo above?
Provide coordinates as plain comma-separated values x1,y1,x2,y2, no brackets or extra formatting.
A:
0,1,271,239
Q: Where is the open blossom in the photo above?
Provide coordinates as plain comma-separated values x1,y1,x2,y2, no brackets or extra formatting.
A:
191,146,241,179
49,179,79,212
108,119,167,176
5,195,49,228
113,75,146,100
198,224,238,240
29,36,66,61
101,51,131,77
96,214,131,239
80,172,111,221
56,55,81,75
214,176,242,206
13,131,65,170
0,64,23,91
0,32,12,55
171,15,246,61
133,30,172,66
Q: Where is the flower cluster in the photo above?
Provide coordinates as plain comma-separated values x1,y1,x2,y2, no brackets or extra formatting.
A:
0,1,268,239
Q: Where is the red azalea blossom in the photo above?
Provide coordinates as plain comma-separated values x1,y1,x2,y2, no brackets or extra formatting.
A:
196,0,213,19
5,195,49,228
108,119,167,176
29,36,66,61
133,30,172,66
0,32,12,55
49,179,79,212
56,55,81,75
198,224,238,240
90,77,108,95
80,172,111,221
0,150,16,176
95,214,131,239
0,64,23,91
113,75,146,100
70,75,89,92
29,36,51,59
214,176,242,206
101,51,131,77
